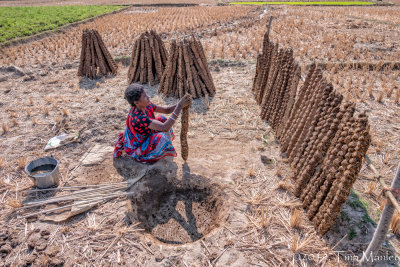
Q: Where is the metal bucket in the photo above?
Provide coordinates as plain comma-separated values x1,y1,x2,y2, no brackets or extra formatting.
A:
25,156,60,189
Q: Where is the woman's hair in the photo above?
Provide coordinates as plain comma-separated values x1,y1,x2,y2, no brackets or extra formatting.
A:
125,83,144,107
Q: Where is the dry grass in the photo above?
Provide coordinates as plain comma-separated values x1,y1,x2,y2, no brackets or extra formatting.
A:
291,234,313,253
62,108,69,117
2,123,9,134
11,118,18,127
43,107,50,116
54,116,62,123
0,158,4,168
395,89,400,105
274,164,282,178
95,96,100,102
391,212,400,235
290,209,302,229
5,198,23,209
18,157,26,169
364,182,377,196
32,118,39,126
377,91,384,103
29,96,34,105
275,181,293,191
247,168,255,177
25,108,31,117
379,199,386,211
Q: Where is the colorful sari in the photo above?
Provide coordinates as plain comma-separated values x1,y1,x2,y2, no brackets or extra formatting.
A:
113,102,177,163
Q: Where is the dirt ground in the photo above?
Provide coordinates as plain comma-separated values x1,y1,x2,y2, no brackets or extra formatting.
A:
1,4,400,267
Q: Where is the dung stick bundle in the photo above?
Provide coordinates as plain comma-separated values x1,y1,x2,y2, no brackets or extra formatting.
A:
78,29,118,79
158,35,215,99
180,94,192,161
128,31,168,86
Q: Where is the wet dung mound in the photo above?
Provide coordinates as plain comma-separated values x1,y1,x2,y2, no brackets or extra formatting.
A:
129,172,224,245
149,187,218,244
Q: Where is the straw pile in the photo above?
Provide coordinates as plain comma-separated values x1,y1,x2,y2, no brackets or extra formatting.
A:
158,35,216,99
127,31,168,86
252,32,371,235
77,29,118,79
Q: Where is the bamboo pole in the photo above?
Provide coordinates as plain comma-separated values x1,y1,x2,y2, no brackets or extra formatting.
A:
360,160,400,266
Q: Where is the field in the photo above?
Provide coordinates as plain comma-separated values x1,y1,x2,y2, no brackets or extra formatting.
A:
1,3,400,266
0,0,217,7
230,1,375,5
0,5,124,43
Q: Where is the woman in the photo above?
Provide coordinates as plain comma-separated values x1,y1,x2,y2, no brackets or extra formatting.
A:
114,83,191,163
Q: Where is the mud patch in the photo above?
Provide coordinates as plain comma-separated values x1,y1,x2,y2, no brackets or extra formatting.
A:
128,170,225,245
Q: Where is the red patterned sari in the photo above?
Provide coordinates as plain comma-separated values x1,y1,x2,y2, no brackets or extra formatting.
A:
113,103,177,163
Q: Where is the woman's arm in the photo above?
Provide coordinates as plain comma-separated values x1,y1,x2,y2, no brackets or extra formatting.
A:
155,105,176,114
149,94,192,132
148,103,182,132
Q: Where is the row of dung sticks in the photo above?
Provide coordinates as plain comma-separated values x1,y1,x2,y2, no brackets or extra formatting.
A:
253,30,371,235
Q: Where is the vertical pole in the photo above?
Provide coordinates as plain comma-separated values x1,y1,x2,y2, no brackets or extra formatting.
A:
360,162,400,266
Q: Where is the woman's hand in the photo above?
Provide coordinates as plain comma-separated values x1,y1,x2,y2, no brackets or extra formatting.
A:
179,94,192,108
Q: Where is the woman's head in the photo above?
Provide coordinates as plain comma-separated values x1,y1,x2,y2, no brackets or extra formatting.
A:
124,83,150,109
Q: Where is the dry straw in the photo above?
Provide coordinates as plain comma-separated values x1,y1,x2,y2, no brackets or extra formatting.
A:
394,89,400,104
364,182,377,195
11,118,19,127
290,209,302,228
2,123,9,134
18,157,26,169
44,107,50,116
390,212,400,234
377,91,384,103
6,197,23,209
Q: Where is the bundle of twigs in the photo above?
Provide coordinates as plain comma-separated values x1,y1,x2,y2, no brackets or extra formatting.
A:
77,29,118,79
18,177,143,219
127,30,168,86
158,35,215,99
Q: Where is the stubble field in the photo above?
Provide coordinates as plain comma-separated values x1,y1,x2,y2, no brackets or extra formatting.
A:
1,4,400,266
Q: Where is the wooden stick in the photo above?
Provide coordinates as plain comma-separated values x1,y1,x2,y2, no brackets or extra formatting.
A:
212,248,228,264
19,186,128,209
20,191,136,219
27,180,130,192
201,240,211,255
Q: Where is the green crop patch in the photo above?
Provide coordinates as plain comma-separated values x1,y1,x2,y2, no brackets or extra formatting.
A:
230,1,374,5
0,5,124,43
